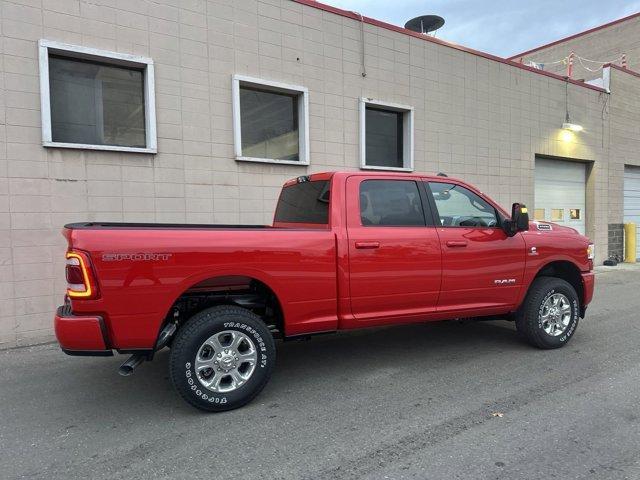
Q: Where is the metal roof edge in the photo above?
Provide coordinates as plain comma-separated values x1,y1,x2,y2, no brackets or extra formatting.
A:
604,63,640,79
507,11,640,60
292,0,608,94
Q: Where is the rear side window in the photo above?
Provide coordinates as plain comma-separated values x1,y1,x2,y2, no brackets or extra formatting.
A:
274,180,330,224
360,180,426,226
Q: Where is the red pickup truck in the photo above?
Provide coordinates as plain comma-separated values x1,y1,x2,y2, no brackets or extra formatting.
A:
55,171,595,411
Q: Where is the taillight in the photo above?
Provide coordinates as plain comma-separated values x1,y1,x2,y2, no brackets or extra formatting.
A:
66,251,97,299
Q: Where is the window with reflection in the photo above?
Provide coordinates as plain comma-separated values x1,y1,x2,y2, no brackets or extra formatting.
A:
428,182,498,227
49,56,146,147
240,86,300,161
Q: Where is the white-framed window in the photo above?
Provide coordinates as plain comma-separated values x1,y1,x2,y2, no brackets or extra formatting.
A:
359,98,414,171
38,39,157,154
232,74,309,166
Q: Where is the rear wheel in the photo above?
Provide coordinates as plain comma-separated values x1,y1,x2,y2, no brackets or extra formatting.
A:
515,276,580,349
169,305,275,412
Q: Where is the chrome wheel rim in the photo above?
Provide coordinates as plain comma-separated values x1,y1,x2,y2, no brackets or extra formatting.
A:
540,293,572,336
194,330,257,393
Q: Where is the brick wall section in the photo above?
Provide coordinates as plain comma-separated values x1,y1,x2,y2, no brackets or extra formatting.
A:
0,0,620,348
512,14,640,82
608,223,624,260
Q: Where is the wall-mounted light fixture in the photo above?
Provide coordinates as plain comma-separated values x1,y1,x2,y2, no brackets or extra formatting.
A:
562,114,583,132
562,82,583,133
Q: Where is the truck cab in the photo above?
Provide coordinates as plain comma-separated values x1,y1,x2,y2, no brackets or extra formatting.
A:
277,172,593,328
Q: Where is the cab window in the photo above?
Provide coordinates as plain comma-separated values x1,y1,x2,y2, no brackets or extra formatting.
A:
428,182,498,227
360,180,426,226
274,180,330,224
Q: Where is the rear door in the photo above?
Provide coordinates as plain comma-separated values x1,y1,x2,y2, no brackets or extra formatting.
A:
426,180,526,313
346,176,442,321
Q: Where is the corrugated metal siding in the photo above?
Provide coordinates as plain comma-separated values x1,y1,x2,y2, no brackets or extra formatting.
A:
534,158,586,235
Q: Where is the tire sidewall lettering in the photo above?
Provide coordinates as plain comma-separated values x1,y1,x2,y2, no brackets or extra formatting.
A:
183,323,270,404
171,306,276,411
537,289,555,330
222,322,269,367
185,360,228,404
537,288,578,343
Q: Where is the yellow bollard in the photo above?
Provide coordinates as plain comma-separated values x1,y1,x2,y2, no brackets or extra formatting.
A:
624,222,637,263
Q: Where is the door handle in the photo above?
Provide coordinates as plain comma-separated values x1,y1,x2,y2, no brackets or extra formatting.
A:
355,241,380,249
446,240,468,247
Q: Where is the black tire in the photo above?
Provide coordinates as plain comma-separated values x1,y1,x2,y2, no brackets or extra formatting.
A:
515,276,580,349
169,305,276,412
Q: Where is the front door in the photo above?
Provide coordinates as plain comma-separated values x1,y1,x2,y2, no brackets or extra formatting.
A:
347,176,442,322
426,180,526,313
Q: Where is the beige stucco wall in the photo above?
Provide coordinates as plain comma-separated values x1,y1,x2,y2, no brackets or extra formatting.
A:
513,14,640,81
0,0,618,348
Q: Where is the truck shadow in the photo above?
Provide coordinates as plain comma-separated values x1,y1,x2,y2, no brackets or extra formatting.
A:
273,320,522,382
97,319,524,414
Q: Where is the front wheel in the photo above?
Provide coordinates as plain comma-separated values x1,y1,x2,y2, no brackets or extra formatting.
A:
515,276,580,349
169,305,276,412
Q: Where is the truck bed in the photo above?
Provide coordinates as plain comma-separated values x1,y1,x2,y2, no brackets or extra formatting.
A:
63,224,339,348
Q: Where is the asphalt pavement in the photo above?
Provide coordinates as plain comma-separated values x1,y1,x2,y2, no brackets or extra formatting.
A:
1,267,639,479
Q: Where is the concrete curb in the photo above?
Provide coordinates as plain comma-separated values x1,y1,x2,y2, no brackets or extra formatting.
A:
595,262,640,273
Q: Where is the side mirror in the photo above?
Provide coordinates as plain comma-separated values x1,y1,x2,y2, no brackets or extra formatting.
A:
503,203,530,237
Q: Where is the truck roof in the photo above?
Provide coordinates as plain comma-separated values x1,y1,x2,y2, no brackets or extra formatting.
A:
283,171,508,217
283,171,465,187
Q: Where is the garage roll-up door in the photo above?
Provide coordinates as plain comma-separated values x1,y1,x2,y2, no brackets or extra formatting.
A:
624,165,640,261
534,157,586,235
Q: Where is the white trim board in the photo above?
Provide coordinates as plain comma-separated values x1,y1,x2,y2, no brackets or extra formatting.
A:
359,97,414,172
38,39,157,154
232,74,310,166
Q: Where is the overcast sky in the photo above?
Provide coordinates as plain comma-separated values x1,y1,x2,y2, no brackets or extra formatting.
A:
325,0,640,57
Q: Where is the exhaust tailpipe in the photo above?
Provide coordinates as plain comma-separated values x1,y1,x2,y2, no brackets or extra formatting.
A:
117,322,177,377
118,354,145,376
